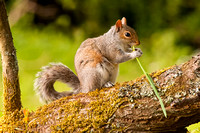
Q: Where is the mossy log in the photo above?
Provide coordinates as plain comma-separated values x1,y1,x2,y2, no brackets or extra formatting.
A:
1,54,199,132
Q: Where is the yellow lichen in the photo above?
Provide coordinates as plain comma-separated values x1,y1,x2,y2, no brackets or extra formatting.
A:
21,85,125,132
0,109,28,133
3,76,21,113
151,66,173,78
1,76,23,132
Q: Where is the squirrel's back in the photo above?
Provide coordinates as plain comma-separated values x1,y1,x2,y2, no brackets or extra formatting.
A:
75,37,119,93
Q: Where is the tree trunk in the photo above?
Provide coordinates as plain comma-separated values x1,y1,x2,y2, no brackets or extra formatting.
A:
2,53,197,133
0,0,22,126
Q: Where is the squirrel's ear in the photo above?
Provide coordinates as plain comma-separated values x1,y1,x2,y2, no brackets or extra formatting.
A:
115,19,122,32
121,17,127,25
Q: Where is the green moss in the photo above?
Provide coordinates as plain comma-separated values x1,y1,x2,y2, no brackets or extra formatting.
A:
25,86,125,132
1,76,23,132
0,109,28,132
3,76,21,114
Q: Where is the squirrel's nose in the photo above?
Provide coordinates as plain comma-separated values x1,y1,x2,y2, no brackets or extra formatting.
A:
134,40,140,46
137,40,140,45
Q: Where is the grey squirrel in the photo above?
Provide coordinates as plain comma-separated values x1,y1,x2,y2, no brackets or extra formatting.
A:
34,17,143,103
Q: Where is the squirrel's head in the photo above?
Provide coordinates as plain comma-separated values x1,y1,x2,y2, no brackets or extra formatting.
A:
115,17,140,47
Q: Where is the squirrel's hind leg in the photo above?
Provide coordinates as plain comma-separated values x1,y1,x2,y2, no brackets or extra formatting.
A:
78,68,102,93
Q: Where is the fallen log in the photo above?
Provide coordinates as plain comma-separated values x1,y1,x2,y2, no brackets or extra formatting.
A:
2,53,198,132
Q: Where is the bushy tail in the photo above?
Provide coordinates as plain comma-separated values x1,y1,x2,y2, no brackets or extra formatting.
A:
34,63,80,103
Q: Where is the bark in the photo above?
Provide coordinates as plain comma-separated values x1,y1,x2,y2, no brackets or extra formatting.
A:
1,53,198,133
0,0,22,123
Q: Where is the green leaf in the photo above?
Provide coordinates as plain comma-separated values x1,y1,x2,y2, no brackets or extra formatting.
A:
186,122,200,133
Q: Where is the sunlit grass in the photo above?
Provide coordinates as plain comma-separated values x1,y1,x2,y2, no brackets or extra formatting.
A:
133,46,167,118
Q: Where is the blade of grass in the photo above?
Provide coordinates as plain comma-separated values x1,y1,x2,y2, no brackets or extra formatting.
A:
133,47,167,118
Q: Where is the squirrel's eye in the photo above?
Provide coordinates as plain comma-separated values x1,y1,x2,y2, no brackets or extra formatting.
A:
124,32,131,37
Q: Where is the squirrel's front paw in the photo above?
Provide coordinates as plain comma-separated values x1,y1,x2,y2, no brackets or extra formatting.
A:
132,48,143,58
103,81,114,88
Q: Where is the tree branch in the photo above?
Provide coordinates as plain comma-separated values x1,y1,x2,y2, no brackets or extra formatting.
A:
0,0,22,123
18,54,200,132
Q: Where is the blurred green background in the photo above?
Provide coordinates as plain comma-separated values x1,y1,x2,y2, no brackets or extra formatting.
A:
0,0,200,115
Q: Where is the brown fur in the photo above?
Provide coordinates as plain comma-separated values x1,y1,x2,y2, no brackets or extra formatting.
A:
34,17,143,103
